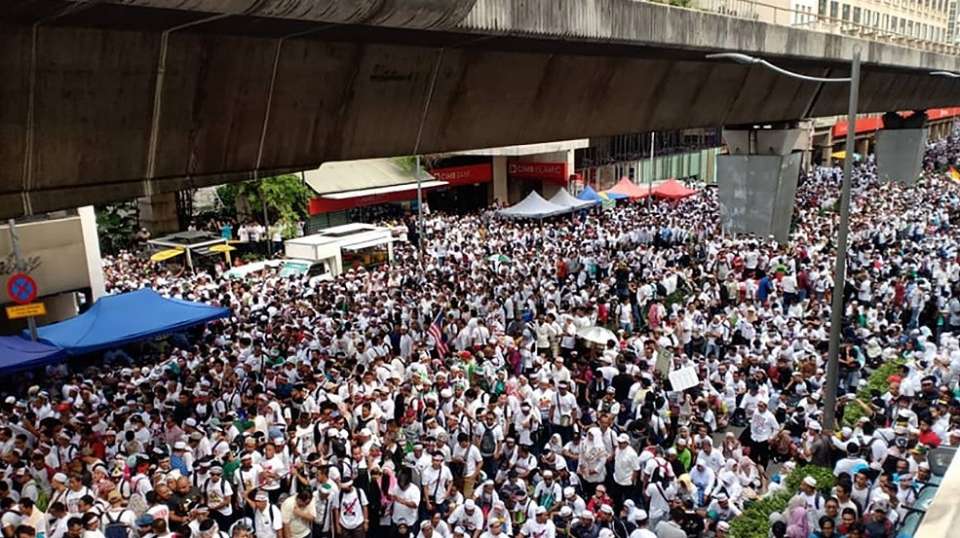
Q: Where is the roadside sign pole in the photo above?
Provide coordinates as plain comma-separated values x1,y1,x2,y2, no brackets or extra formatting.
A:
648,132,655,205
416,155,424,258
7,219,38,341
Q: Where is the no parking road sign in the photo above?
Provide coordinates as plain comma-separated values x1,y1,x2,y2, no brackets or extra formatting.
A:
6,273,38,305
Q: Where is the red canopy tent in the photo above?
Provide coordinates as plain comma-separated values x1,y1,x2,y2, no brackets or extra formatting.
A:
652,179,698,200
605,177,651,200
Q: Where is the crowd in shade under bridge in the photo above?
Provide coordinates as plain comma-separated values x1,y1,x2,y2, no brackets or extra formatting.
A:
5,137,960,538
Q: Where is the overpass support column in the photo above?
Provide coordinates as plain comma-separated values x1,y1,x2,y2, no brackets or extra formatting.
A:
876,111,928,185
855,137,870,158
138,192,179,235
717,126,803,243
492,156,508,203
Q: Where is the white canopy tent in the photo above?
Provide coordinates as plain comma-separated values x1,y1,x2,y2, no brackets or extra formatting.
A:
549,188,597,210
496,191,572,219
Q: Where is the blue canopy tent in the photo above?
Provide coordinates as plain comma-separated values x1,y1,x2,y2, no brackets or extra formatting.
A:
577,186,603,202
33,288,230,355
0,336,66,373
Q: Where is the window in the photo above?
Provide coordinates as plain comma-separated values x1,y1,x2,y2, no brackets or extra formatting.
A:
891,15,898,31
853,6,861,22
819,0,827,15
864,9,871,26
842,3,850,20
830,0,838,18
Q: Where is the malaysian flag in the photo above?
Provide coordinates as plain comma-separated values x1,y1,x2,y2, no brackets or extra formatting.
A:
428,311,448,357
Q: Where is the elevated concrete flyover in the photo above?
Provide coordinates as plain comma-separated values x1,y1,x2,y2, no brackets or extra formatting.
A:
2,0,960,218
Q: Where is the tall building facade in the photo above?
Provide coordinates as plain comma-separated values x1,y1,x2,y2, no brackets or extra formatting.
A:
693,0,955,50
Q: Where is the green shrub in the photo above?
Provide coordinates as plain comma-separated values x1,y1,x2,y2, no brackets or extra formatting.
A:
842,358,905,427
784,465,836,495
729,491,790,538
729,465,833,538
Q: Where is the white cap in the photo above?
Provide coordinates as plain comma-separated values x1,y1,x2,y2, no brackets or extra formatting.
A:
617,433,629,443
803,476,817,487
464,499,476,510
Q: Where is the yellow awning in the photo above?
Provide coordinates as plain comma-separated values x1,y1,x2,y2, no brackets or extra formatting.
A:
150,249,184,262
831,150,847,159
208,244,236,253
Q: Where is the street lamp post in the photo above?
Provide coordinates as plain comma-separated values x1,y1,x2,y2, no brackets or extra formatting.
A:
707,49,861,432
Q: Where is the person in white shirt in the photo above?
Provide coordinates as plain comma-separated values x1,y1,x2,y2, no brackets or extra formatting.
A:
520,506,556,538
478,517,509,538
202,466,233,530
390,472,420,528
420,454,454,515
100,491,136,538
451,434,483,498
333,480,368,537
833,443,869,478
447,500,484,535
532,471,562,513
550,382,579,443
747,399,779,469
259,442,288,504
248,491,283,538
612,434,640,508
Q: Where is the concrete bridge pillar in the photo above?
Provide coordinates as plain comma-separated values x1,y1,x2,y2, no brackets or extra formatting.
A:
876,111,928,185
492,156,509,204
138,192,180,235
717,126,803,243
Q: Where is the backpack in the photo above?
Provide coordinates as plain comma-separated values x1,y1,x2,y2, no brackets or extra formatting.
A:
649,458,670,485
125,476,148,516
104,510,131,538
480,427,497,456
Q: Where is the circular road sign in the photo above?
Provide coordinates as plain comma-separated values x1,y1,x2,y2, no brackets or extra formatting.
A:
6,273,38,305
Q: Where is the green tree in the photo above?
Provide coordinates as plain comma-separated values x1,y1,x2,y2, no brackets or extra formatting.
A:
216,174,311,238
95,201,140,255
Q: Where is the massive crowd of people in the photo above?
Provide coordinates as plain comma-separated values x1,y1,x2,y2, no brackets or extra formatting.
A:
3,136,960,538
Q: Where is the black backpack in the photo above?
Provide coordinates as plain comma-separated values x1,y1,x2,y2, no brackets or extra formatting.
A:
103,510,131,538
480,426,497,456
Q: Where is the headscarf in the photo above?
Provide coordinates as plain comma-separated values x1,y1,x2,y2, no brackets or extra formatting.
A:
785,497,810,538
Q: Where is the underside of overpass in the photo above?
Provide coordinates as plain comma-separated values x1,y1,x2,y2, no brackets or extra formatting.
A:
2,0,960,218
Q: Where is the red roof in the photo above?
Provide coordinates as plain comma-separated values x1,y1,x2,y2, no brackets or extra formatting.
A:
606,177,651,199
652,179,699,200
832,107,960,138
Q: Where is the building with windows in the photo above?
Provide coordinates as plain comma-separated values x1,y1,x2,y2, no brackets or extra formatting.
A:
815,0,952,46
693,0,956,52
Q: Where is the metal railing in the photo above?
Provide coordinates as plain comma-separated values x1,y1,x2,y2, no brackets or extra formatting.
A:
683,0,960,55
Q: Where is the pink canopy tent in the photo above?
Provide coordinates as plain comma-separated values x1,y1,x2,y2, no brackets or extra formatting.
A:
652,179,698,200
605,177,650,200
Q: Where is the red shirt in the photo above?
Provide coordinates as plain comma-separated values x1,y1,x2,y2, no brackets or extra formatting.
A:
919,430,941,448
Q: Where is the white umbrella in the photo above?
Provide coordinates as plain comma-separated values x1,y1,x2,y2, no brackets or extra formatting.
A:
576,326,618,346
